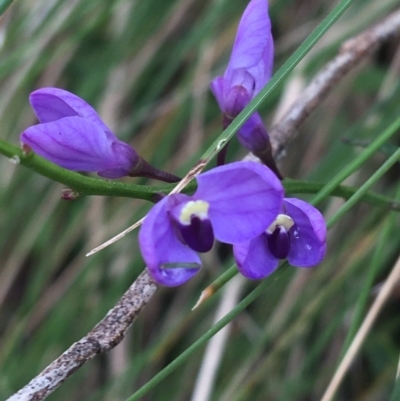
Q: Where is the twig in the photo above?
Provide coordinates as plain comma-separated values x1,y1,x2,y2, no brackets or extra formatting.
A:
320,254,400,401
7,8,400,401
6,270,157,401
270,8,400,159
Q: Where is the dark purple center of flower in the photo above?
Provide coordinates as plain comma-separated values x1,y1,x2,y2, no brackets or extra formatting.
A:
266,226,291,259
225,86,251,117
177,215,214,253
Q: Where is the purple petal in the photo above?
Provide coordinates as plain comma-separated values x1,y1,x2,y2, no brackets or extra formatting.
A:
229,68,255,93
233,235,279,279
139,196,202,287
267,226,290,259
194,161,283,244
98,141,138,178
29,92,78,122
284,198,327,267
30,88,113,139
236,111,269,153
224,0,274,96
177,216,214,253
21,116,136,177
223,70,253,116
210,76,225,111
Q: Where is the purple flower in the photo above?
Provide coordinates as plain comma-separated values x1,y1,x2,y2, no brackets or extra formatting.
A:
20,87,138,179
139,161,284,286
233,198,327,279
210,0,273,154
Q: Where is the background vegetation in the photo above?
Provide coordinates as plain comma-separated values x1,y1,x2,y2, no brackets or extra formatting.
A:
0,0,399,400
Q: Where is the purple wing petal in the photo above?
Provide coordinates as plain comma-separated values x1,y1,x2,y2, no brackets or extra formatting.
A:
210,76,225,111
284,198,327,267
21,116,136,176
233,235,279,279
195,161,283,244
225,0,274,95
29,91,78,123
30,88,113,138
139,196,202,287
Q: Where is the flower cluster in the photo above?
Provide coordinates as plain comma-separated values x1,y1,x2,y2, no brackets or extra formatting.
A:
139,163,326,286
139,0,326,285
210,0,278,174
139,161,284,286
19,0,327,287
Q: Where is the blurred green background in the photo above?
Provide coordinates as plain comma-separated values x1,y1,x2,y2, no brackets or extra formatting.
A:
0,0,400,400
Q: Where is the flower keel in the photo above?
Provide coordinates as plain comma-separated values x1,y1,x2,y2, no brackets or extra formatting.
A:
233,198,327,279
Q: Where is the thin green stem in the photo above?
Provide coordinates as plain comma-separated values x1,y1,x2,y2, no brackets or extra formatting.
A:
284,178,400,211
1,138,398,209
338,183,400,359
0,0,14,16
339,215,394,358
192,264,239,307
208,264,237,292
0,139,175,201
327,146,400,227
125,276,275,401
311,116,400,206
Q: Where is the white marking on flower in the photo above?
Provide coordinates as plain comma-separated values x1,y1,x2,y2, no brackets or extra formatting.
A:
267,214,294,233
179,200,209,225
